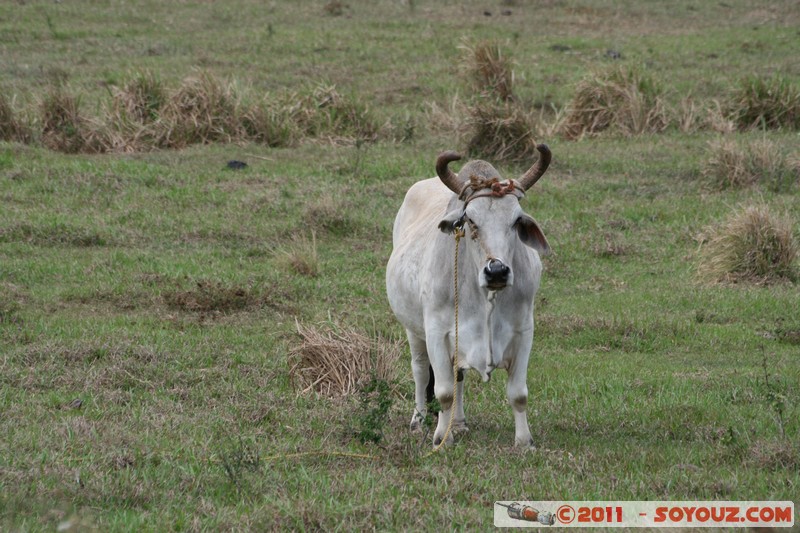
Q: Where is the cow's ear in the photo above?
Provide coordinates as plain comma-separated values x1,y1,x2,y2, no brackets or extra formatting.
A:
438,209,465,234
516,214,550,255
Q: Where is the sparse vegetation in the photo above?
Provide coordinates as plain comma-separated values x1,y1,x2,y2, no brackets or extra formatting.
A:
697,203,798,284
354,376,394,444
162,279,258,313
560,65,668,139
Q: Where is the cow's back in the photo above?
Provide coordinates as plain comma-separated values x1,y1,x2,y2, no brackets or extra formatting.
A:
391,178,452,249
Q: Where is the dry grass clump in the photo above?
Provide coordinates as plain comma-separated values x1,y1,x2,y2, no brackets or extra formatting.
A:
0,92,31,143
162,279,256,313
697,204,798,284
728,75,800,131
240,96,300,147
40,86,91,153
8,74,385,152
461,40,515,101
294,84,379,144
560,65,668,139
465,98,539,162
112,70,166,124
288,322,402,397
157,72,242,148
458,40,541,162
94,72,168,153
702,138,800,191
423,94,469,134
276,231,320,277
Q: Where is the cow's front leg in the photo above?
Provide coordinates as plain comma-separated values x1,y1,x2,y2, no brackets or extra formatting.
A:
507,331,534,448
452,371,469,435
428,332,455,447
407,332,429,432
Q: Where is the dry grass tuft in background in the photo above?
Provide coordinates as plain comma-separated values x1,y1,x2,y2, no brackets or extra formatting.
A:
277,231,320,277
289,322,403,398
465,98,539,162
461,40,515,102
294,84,380,144
728,75,800,131
112,70,167,124
157,71,242,149
702,138,800,191
240,96,300,148
40,86,91,153
459,40,541,162
697,203,798,284
0,92,31,143
560,65,668,139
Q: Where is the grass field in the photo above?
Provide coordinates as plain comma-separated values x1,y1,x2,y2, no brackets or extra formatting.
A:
2,1,800,530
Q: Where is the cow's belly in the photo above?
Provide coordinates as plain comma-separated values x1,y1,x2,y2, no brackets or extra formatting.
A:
386,248,426,338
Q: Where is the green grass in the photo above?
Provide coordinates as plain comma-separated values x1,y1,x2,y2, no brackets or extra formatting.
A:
2,1,800,530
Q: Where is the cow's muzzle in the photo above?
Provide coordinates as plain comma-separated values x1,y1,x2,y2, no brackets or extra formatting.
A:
483,258,510,290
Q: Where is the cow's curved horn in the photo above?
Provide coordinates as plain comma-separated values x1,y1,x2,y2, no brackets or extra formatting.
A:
436,151,466,195
518,144,552,191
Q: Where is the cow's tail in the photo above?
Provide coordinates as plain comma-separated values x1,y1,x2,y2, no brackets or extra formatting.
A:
426,364,435,405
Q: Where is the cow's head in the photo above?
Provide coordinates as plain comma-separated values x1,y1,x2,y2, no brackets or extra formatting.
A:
436,145,551,291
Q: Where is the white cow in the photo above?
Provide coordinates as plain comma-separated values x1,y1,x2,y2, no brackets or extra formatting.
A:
386,145,551,447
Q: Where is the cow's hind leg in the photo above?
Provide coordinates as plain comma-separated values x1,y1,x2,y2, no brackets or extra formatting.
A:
408,332,430,432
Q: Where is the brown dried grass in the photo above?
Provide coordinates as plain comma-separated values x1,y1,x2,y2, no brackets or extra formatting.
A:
288,322,403,398
240,96,300,147
697,203,798,284
560,65,668,139
702,138,800,191
460,40,515,101
0,92,31,143
40,86,92,153
112,70,166,124
728,75,800,131
276,231,320,277
465,98,539,162
294,84,380,144
157,71,242,149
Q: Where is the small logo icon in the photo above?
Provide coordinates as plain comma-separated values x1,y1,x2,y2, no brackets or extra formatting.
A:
496,502,556,525
557,504,576,524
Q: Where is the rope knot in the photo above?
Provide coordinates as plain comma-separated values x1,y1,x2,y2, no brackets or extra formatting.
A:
463,175,520,201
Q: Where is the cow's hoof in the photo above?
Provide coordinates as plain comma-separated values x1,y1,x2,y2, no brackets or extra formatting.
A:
432,432,454,447
452,420,469,436
515,436,536,449
410,413,425,433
